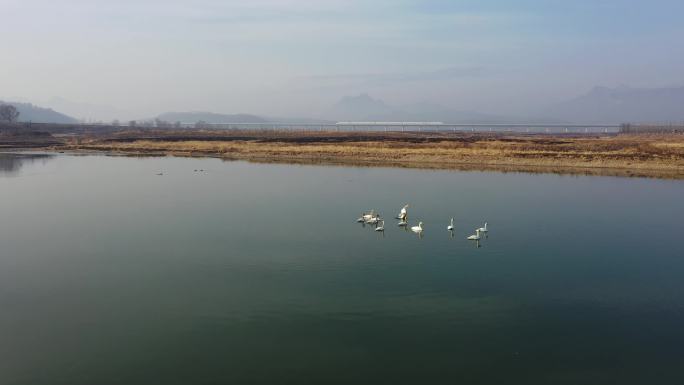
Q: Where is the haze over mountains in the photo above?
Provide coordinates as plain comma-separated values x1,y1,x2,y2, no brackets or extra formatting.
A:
328,93,518,124
0,101,77,124
330,86,684,124
544,85,684,124
4,85,684,125
156,112,268,124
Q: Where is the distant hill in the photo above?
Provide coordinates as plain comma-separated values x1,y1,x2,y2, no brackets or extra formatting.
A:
0,101,78,124
544,85,684,124
156,111,269,124
328,93,514,123
330,93,394,120
43,97,125,122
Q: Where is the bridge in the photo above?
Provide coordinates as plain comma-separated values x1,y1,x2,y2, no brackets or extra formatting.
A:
10,121,624,135
178,121,622,134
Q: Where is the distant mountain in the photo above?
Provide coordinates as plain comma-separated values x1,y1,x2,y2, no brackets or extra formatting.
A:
156,111,269,124
328,93,512,123
43,97,126,122
330,93,394,120
0,101,78,124
263,116,334,124
545,85,684,124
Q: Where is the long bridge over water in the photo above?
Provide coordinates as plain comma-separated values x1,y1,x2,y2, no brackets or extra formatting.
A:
11,121,639,134
177,121,622,134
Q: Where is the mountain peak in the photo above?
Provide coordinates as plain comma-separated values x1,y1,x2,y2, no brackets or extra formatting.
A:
331,94,392,120
547,85,684,124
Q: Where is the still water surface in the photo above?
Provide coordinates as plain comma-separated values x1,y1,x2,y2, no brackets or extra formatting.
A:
1,153,683,385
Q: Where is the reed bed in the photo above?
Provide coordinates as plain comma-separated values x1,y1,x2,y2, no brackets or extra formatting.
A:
62,132,684,179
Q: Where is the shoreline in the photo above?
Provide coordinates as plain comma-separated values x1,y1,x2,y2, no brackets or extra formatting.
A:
3,130,684,179
60,148,684,179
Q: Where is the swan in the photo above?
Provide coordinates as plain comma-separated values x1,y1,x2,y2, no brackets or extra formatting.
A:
467,229,481,240
396,204,409,219
447,218,454,231
477,222,488,233
357,210,375,222
411,222,423,233
375,221,385,232
366,216,381,225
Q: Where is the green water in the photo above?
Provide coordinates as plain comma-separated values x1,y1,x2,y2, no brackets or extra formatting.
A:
1,153,683,385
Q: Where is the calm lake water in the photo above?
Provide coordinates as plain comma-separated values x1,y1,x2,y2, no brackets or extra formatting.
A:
1,153,683,385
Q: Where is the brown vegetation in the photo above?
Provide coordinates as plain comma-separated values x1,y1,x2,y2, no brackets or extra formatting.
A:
0,127,62,148
55,130,684,179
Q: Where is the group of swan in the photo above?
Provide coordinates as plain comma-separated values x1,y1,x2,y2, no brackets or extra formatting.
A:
357,211,384,229
357,210,378,223
359,205,488,240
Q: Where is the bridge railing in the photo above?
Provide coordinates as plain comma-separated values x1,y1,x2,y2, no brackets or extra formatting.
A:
8,121,624,134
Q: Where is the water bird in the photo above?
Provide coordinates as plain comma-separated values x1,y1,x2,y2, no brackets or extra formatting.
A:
467,229,481,240
396,204,409,219
478,222,488,233
362,210,376,221
411,222,423,233
447,218,454,231
357,210,374,222
366,215,381,225
156,172,163,176
375,221,385,232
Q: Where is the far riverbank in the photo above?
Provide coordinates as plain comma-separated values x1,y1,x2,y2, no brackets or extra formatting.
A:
48,130,684,179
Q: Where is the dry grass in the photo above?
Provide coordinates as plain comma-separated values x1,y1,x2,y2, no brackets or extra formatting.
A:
61,132,684,179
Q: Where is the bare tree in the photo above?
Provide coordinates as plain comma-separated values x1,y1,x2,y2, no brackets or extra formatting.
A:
0,104,20,123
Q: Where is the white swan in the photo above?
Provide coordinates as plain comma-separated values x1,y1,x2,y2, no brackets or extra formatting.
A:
357,210,375,222
411,222,423,233
396,204,409,219
447,218,454,231
477,222,488,233
467,229,481,240
375,220,385,232
366,216,381,225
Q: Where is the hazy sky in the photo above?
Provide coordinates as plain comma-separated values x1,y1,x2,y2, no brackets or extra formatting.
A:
3,0,683,119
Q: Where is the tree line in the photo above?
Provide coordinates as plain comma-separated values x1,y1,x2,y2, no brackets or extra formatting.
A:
0,104,20,123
